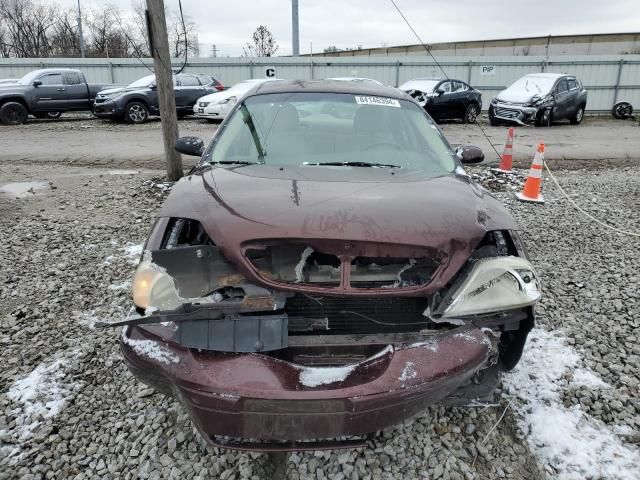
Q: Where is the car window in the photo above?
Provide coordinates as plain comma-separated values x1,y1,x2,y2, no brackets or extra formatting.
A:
567,78,578,90
438,81,452,94
206,92,456,176
39,73,63,86
179,75,200,87
452,81,468,92
197,75,213,86
556,79,569,94
64,72,83,85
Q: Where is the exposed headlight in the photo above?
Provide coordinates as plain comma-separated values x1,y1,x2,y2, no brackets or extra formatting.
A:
442,256,540,318
199,101,209,107
132,255,181,311
491,97,498,105
220,96,237,105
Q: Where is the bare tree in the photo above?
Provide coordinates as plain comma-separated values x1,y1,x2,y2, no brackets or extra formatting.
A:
168,11,199,58
243,25,278,57
49,10,81,57
0,0,57,57
85,6,130,58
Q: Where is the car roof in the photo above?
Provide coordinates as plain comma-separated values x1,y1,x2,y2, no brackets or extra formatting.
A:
523,73,567,79
250,79,408,99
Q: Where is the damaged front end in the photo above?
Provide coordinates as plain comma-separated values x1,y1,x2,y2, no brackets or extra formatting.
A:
108,214,540,450
489,94,554,126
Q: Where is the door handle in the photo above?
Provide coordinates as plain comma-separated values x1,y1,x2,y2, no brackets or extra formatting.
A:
56,88,66,91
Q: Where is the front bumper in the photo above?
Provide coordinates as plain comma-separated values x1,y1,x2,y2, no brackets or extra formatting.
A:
93,100,123,118
193,104,226,119
489,102,539,125
121,324,492,448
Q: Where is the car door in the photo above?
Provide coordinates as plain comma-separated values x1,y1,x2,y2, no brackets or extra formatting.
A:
62,71,89,111
428,80,452,119
32,72,66,111
450,80,472,117
175,74,206,110
553,78,571,120
565,77,581,117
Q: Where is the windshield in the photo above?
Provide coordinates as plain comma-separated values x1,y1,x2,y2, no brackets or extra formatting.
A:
127,75,156,88
205,92,456,175
17,70,43,85
506,75,557,96
399,79,440,93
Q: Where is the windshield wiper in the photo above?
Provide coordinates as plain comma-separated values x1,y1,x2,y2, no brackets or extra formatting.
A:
210,160,258,165
306,161,401,168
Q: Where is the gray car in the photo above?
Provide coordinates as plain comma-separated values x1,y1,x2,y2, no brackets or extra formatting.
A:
488,73,588,127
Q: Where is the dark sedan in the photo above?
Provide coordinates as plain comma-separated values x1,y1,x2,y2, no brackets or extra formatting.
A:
104,80,540,451
93,73,223,124
399,77,482,123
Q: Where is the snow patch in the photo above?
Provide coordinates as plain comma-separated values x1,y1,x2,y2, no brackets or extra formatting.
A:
7,352,79,440
123,243,143,264
121,326,178,365
399,361,417,382
73,310,101,329
297,345,393,387
298,364,356,388
571,368,610,389
109,280,132,291
504,328,640,480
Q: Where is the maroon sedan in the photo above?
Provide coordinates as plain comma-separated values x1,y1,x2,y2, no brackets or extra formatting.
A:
106,79,541,451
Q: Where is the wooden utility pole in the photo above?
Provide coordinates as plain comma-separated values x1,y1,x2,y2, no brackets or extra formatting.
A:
145,0,183,181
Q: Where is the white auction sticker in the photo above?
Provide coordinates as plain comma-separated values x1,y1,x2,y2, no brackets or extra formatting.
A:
354,96,401,107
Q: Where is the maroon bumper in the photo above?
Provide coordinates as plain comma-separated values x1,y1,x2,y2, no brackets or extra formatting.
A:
120,326,490,445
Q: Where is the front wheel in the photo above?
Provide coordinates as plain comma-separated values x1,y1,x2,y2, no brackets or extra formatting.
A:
570,106,584,125
536,108,552,127
34,111,62,119
0,102,28,125
124,101,149,124
463,103,479,124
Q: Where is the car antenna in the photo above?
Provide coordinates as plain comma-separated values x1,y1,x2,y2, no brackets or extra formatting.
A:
389,0,503,161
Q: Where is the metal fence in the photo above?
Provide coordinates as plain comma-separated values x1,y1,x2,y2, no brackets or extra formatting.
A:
1,55,639,112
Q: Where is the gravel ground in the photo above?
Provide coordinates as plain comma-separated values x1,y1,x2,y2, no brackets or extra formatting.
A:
1,157,639,479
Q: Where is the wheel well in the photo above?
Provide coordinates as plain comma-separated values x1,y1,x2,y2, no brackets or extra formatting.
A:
0,97,29,111
125,98,150,109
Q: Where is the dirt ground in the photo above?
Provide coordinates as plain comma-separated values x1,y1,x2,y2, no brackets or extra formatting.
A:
1,117,639,480
1,113,638,169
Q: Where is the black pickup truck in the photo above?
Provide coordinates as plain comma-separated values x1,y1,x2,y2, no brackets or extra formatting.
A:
0,68,114,125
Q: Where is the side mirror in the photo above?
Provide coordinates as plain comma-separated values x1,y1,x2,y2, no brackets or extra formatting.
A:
175,136,205,157
33,80,42,87
436,86,446,95
456,145,484,164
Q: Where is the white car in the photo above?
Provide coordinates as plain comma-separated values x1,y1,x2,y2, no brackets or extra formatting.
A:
193,78,282,121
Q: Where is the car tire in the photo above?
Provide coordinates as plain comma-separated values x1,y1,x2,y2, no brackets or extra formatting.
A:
0,101,28,125
570,106,585,125
536,108,552,127
612,102,633,120
463,103,479,124
124,101,149,124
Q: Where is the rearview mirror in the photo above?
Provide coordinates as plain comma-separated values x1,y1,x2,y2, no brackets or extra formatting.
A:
455,145,484,164
33,80,42,87
175,136,205,157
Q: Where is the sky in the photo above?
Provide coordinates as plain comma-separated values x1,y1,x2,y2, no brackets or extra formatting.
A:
58,0,640,57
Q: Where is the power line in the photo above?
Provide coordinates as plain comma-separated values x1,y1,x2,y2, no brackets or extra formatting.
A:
388,0,503,162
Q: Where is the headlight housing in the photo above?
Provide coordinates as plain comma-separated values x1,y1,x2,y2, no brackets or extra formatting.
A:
132,254,181,312
199,101,210,107
491,97,498,105
441,256,540,318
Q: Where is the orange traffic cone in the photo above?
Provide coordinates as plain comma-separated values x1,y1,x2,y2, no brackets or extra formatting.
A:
516,144,545,204
492,127,514,173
